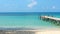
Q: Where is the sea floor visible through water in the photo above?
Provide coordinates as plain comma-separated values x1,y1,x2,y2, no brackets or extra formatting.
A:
0,12,60,29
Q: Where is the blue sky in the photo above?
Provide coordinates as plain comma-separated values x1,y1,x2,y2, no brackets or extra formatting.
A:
0,0,60,12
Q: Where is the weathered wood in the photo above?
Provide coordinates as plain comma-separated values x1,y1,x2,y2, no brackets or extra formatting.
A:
40,16,60,26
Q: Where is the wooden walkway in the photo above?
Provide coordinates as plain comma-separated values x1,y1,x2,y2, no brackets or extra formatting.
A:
40,16,60,25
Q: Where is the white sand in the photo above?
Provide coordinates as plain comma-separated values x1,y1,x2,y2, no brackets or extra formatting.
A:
36,29,60,34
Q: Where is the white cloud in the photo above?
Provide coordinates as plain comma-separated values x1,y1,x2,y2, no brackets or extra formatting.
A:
27,0,37,8
52,6,56,9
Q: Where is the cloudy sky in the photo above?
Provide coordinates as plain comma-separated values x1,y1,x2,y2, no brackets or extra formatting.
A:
0,0,60,12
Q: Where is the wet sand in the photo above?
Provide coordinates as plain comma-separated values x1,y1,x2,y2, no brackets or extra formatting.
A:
0,28,60,34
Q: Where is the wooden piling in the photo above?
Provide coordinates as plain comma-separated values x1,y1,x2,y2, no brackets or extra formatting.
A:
40,16,60,26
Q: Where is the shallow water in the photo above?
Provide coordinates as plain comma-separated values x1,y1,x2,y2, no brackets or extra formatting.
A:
0,12,60,28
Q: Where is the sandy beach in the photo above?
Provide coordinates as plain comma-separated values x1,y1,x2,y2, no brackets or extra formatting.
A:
36,29,60,34
0,28,60,34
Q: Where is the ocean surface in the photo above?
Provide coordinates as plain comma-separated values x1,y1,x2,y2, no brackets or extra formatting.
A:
0,12,60,28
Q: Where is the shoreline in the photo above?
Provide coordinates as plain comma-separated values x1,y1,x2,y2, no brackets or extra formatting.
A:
0,27,60,34
0,26,59,28
0,26,59,30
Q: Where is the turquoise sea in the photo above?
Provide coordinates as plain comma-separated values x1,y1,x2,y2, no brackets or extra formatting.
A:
0,12,60,29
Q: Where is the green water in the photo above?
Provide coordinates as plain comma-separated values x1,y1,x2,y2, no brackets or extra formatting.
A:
0,15,58,28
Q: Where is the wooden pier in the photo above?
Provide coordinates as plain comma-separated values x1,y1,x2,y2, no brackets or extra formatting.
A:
40,16,60,26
